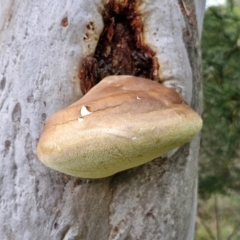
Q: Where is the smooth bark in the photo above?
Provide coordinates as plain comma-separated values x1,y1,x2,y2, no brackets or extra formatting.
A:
0,0,205,239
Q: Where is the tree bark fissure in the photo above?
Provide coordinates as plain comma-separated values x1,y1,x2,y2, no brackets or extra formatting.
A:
79,0,158,94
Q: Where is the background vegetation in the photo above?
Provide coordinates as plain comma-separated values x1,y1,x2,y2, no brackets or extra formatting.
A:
196,0,240,239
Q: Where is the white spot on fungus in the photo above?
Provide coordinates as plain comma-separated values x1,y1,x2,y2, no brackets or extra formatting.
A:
137,96,141,100
78,117,84,122
80,106,92,117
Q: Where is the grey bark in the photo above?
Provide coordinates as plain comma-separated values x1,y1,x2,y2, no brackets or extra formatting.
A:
0,0,205,239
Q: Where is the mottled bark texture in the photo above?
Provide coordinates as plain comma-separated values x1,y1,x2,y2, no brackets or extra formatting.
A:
0,0,205,239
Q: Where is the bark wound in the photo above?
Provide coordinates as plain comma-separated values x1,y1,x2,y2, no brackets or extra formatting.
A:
79,0,159,94
61,17,68,27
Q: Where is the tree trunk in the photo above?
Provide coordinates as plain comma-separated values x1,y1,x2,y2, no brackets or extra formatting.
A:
0,0,205,239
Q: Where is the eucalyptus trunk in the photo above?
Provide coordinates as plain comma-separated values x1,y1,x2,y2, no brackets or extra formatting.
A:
0,0,205,239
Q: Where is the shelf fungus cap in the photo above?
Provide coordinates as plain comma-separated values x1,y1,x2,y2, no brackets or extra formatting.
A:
37,75,202,178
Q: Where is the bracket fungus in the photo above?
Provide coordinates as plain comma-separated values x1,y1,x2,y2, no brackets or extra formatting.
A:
37,76,202,178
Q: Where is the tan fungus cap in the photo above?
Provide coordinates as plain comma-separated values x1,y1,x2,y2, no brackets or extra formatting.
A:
37,75,202,178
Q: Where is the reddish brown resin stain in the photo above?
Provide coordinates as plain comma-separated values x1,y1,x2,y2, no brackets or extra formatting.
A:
79,0,159,94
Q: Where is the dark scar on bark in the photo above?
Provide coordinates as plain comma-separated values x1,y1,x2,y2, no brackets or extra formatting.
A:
79,0,159,94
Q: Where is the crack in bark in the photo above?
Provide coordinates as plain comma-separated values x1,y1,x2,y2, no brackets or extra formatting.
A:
79,0,159,94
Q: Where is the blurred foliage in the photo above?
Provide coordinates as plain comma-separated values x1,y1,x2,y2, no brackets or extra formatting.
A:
196,193,240,240
199,3,240,199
